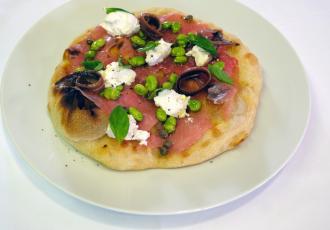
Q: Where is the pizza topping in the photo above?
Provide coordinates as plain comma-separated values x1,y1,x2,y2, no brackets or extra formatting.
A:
188,99,202,112
207,83,231,104
145,39,172,66
82,60,104,71
186,45,212,66
139,13,162,40
99,85,124,100
163,116,177,133
206,30,240,47
161,21,181,33
208,61,233,84
100,11,140,36
56,70,104,93
99,62,136,87
154,89,190,118
187,33,217,57
107,113,150,145
176,67,211,96
137,41,159,52
128,106,144,122
127,56,146,67
183,15,193,22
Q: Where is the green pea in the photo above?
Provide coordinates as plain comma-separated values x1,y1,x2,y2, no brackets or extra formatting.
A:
168,73,178,84
171,46,186,57
128,107,144,121
84,50,96,59
162,21,172,30
90,38,105,51
156,108,167,122
100,87,121,100
130,35,146,47
164,116,177,133
145,75,158,92
133,84,148,96
171,22,181,33
176,34,188,46
162,81,173,89
74,66,85,72
188,99,202,112
174,55,188,64
128,56,145,67
116,85,124,92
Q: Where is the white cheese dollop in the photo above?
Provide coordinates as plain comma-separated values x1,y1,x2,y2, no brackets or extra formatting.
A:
146,39,172,66
106,115,150,145
186,45,212,66
100,11,140,36
154,89,190,118
99,62,136,88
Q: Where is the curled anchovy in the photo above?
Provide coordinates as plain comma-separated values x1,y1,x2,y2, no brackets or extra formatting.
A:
139,13,162,40
207,84,230,104
176,67,211,96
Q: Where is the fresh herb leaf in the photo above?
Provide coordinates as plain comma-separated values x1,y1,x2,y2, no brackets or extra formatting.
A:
208,61,233,84
82,60,104,71
137,41,159,52
105,7,131,14
109,106,129,141
188,33,217,57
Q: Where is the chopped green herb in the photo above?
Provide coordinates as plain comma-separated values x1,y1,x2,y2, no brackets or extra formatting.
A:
137,41,159,52
82,60,103,71
109,105,129,141
208,61,233,84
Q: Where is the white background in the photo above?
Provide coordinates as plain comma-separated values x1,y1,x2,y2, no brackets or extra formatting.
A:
0,0,329,229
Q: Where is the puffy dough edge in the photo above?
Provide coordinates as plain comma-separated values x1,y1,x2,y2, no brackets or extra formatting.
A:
47,7,262,170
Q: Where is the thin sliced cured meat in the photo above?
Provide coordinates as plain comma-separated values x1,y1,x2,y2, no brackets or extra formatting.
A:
169,109,212,153
80,88,158,132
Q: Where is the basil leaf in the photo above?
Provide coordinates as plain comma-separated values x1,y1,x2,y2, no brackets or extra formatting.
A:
109,106,129,141
137,41,159,52
188,33,217,57
82,60,104,71
105,7,131,14
208,61,233,84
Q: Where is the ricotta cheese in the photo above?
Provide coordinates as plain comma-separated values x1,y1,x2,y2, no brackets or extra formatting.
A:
186,45,212,66
100,11,140,36
154,89,190,118
106,115,150,145
146,39,172,66
99,62,136,88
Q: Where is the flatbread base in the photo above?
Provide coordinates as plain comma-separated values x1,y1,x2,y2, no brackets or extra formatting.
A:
48,8,262,170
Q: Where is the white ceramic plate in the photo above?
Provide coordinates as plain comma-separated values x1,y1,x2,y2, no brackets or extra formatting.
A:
0,0,310,215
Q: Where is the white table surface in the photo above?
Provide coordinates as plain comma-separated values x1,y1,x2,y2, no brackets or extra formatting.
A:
1,0,329,229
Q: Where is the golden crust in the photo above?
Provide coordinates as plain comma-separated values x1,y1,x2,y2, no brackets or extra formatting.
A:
48,8,262,170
